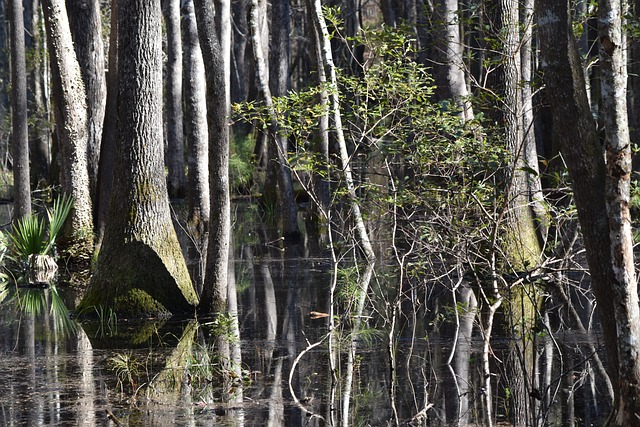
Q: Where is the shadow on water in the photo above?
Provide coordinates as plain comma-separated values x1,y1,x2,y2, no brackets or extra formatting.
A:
0,203,614,426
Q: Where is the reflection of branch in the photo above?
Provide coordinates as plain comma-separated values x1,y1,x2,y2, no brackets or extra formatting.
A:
288,334,330,423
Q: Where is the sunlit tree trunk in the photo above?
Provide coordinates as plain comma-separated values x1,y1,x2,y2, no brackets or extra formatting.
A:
9,0,31,219
181,0,209,293
80,0,198,317
193,0,231,315
433,0,474,121
42,0,94,258
162,0,186,198
66,0,106,208
599,0,640,423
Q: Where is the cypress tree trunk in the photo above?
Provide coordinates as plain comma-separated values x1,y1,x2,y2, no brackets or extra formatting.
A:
80,0,197,318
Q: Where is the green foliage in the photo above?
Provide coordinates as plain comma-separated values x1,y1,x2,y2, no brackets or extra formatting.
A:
230,134,255,193
109,352,146,396
7,194,74,259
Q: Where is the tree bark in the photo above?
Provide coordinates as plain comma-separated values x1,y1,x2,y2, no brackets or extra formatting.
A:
433,0,474,121
162,0,186,198
24,0,50,186
535,0,620,420
181,0,209,292
80,0,198,318
42,0,94,258
599,0,640,423
96,0,119,249
66,0,106,209
193,0,231,315
250,0,300,241
9,0,31,219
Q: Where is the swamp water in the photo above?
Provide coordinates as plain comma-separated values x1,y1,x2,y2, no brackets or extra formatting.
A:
0,207,614,426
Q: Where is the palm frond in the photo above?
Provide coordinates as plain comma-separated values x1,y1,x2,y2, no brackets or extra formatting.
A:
44,194,74,255
8,215,46,259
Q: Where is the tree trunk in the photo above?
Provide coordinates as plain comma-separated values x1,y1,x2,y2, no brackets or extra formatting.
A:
80,0,198,318
535,0,620,421
42,0,94,259
250,0,300,241
9,0,31,219
162,0,186,198
193,0,231,315
433,0,474,121
66,0,106,208
96,0,119,249
24,0,50,186
599,0,640,423
181,0,209,292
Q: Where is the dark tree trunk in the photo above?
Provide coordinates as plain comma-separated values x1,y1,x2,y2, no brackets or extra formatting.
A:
193,0,231,315
9,0,31,219
24,0,50,186
80,0,197,318
535,0,621,422
96,0,118,249
66,0,106,208
162,0,186,198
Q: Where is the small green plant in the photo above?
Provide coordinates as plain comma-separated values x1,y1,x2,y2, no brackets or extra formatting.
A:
7,194,73,259
109,352,146,398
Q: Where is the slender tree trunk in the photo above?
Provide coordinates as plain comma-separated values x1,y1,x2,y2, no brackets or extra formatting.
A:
42,0,94,258
181,0,209,292
521,0,547,240
24,0,50,185
66,0,106,208
80,0,197,317
250,0,300,241
96,0,119,249
433,0,474,120
0,0,9,147
599,0,640,423
193,0,231,315
162,0,186,198
9,0,31,219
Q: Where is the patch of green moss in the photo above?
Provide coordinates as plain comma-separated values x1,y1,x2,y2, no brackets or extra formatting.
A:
113,288,171,318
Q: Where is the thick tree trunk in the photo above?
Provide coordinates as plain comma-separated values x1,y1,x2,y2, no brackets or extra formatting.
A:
599,0,640,423
193,0,231,315
66,0,106,208
162,0,186,198
9,0,31,219
181,0,209,292
42,0,94,258
535,0,620,420
80,0,197,318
